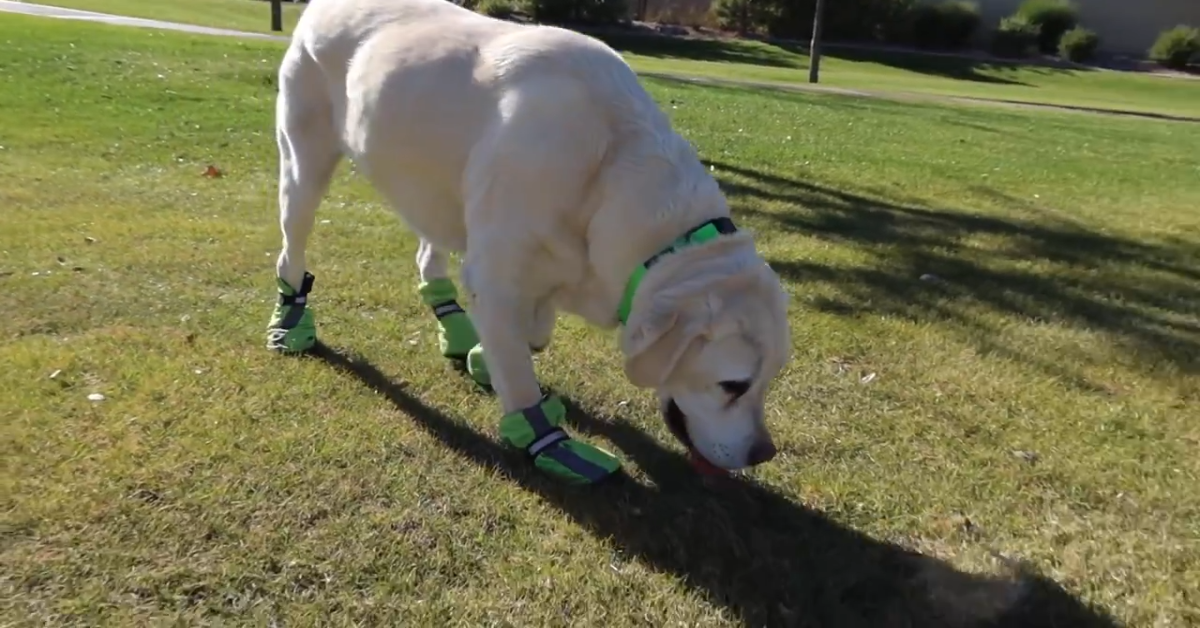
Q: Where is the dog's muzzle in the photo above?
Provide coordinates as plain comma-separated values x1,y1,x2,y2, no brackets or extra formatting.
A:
663,398,778,470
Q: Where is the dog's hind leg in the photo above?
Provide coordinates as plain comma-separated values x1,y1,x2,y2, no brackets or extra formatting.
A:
266,44,341,354
415,239,480,362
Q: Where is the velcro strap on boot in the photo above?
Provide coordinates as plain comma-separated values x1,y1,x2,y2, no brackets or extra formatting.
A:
526,427,570,458
430,300,466,320
514,399,565,458
500,396,620,485
278,272,315,307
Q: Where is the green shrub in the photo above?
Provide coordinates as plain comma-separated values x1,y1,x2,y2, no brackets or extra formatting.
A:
990,14,1039,58
911,1,981,50
1148,25,1200,70
709,0,983,46
1057,26,1098,62
873,0,921,44
1016,0,1077,53
477,0,517,18
526,0,569,22
712,0,776,34
526,0,627,24
583,0,628,23
939,1,982,48
750,0,923,45
827,0,917,44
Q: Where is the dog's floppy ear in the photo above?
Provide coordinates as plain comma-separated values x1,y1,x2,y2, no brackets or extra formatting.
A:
620,238,769,388
620,284,717,389
621,306,702,389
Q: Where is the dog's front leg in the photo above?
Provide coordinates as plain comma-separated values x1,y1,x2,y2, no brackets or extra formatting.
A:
463,252,622,485
467,283,542,413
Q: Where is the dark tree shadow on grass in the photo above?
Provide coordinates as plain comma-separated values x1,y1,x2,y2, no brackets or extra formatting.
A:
774,40,1047,86
593,29,808,69
824,44,1095,81
581,28,1051,87
705,160,1200,383
311,342,1119,628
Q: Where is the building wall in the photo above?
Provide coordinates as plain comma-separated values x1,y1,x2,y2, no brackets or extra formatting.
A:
641,0,1200,56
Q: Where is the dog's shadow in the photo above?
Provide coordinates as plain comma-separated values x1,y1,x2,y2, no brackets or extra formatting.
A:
310,342,1118,628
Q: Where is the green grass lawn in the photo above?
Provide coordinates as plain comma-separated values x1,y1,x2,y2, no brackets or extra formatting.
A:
25,0,1200,119
3,13,1199,627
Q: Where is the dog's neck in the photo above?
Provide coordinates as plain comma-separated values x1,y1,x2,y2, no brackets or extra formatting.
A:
615,216,739,325
582,130,744,327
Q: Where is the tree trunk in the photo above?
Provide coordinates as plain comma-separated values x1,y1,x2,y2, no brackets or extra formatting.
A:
271,0,283,32
808,0,826,83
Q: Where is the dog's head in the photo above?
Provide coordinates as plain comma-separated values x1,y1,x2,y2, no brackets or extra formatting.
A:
619,233,791,471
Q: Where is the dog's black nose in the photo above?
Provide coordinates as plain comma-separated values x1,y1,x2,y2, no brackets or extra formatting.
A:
747,440,778,466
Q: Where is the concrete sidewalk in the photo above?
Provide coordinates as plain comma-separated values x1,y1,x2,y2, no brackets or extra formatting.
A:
2,0,1196,123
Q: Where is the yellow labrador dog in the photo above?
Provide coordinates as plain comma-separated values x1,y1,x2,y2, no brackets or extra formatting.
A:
267,0,792,480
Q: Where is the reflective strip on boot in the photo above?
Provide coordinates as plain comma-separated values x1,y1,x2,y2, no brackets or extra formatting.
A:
431,300,466,320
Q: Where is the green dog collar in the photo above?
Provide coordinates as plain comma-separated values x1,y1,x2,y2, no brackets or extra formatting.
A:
616,217,738,325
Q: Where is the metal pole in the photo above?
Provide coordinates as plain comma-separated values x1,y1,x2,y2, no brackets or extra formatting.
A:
808,0,826,83
271,0,283,32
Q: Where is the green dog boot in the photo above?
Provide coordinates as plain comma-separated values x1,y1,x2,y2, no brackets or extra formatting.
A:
466,344,490,388
418,278,479,359
499,394,622,485
267,272,317,353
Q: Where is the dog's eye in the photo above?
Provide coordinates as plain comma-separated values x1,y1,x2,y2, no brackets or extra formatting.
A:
719,379,751,399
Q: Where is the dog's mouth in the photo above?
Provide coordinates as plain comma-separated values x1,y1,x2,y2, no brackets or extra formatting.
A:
664,399,729,476
663,398,694,450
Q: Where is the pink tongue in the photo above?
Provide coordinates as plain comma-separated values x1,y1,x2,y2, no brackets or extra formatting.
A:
688,450,729,476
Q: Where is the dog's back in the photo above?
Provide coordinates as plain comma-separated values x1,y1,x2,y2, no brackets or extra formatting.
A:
290,0,486,89
288,0,661,139
277,0,682,254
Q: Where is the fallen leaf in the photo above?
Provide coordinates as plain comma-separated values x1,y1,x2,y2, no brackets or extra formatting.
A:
87,393,106,402
203,165,223,178
1012,450,1040,464
951,512,977,534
